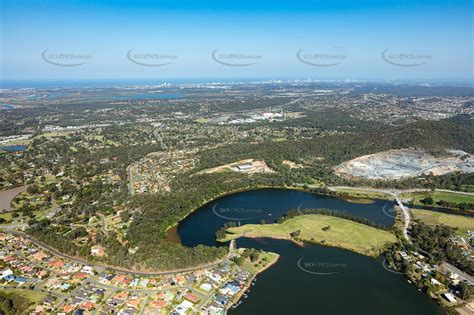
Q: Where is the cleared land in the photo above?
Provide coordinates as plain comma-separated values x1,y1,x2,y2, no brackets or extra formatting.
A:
401,191,474,209
335,188,392,202
282,160,303,169
336,149,473,180
219,214,396,257
197,159,275,175
411,209,474,235
0,288,47,303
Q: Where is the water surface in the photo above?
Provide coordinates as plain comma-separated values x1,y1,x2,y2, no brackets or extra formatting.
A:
177,188,445,315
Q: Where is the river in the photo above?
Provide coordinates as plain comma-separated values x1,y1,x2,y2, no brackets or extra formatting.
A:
177,188,444,315
0,185,27,212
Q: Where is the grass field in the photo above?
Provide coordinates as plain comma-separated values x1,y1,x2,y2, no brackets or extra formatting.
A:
335,188,392,201
411,209,474,235
219,214,396,257
0,208,50,223
0,288,47,303
401,191,474,209
241,251,279,274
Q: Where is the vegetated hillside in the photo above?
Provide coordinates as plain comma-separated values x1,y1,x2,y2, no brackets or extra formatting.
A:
280,108,386,132
197,119,474,170
0,291,31,315
374,120,474,154
444,113,473,127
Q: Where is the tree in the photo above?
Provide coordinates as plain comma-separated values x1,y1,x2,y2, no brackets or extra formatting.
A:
459,281,473,300
421,197,434,205
290,230,301,238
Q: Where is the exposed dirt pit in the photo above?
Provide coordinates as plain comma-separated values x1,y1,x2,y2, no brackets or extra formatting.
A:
335,149,473,180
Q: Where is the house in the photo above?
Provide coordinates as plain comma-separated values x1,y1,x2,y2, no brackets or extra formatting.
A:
185,293,199,303
114,292,128,300
81,266,94,275
42,297,55,306
150,300,166,309
443,292,457,303
63,305,76,313
127,299,140,308
1,269,13,279
72,273,88,280
430,278,441,285
32,251,48,261
81,301,95,311
90,245,106,257
48,259,64,269
111,274,125,284
200,283,212,292
175,300,193,315
175,274,186,285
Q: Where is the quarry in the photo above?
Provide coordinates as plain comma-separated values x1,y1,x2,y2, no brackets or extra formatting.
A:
335,149,474,180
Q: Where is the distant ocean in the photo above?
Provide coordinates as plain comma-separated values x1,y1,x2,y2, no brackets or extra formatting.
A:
1,78,472,89
0,78,283,89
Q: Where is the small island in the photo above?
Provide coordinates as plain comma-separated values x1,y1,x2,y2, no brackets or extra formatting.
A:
218,214,397,257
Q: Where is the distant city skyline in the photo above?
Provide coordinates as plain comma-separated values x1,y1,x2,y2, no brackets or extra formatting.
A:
1,0,473,84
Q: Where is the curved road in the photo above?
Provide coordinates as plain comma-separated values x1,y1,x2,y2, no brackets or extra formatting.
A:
7,230,234,277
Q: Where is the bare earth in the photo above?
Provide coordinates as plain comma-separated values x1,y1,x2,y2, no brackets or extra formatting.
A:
335,149,473,180
197,159,275,175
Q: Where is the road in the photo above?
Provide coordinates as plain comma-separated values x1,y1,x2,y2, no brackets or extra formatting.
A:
328,186,413,242
440,262,474,285
393,192,412,243
3,230,234,277
328,186,474,197
97,213,108,234
327,185,474,243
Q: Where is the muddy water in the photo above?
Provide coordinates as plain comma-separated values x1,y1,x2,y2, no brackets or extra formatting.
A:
0,185,27,211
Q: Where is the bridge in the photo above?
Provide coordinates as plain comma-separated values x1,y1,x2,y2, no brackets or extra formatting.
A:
328,186,412,243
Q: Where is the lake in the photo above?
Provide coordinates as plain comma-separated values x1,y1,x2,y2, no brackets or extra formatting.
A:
177,188,445,315
112,93,184,100
0,145,27,152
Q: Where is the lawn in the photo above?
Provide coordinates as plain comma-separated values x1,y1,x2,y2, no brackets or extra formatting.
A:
219,214,396,257
240,251,279,274
402,191,474,209
335,188,392,201
0,288,47,307
411,209,474,235
0,208,50,224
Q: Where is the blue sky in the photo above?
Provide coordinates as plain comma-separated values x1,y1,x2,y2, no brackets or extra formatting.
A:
1,0,472,84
